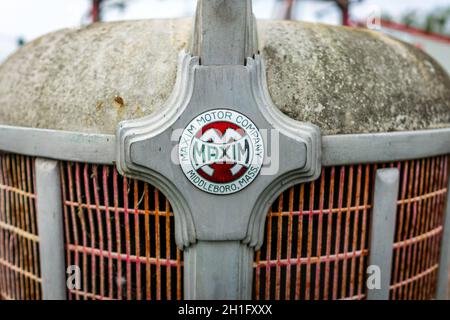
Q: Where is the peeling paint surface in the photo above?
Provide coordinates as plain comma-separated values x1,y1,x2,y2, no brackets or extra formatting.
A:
0,19,448,135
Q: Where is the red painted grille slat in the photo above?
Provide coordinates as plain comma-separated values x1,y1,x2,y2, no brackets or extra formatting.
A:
0,153,448,300
254,156,450,300
390,156,449,299
0,154,41,300
60,162,183,300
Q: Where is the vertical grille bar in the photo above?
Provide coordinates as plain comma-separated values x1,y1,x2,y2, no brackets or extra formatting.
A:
0,154,41,300
92,165,105,297
437,156,450,299
133,180,141,300
323,167,335,299
144,183,151,299
155,188,161,300
367,168,399,300
61,162,183,300
357,165,371,299
35,159,66,300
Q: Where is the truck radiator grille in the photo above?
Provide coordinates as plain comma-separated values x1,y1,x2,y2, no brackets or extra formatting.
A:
253,155,449,300
254,165,374,300
0,154,448,300
390,156,448,299
0,154,41,300
60,162,183,300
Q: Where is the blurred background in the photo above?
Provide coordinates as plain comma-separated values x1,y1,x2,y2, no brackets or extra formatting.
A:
0,0,449,71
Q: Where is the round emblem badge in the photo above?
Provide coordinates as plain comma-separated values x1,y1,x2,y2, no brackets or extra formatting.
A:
178,109,264,195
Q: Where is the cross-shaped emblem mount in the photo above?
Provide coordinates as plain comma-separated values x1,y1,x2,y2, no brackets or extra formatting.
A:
116,0,321,299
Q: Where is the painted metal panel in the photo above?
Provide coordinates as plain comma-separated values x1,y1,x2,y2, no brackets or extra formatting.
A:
367,168,399,300
35,158,66,300
184,241,253,300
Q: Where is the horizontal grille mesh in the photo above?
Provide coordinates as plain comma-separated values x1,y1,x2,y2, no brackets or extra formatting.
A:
254,156,450,300
254,165,374,300
60,162,183,300
390,155,449,299
0,154,41,300
0,153,448,300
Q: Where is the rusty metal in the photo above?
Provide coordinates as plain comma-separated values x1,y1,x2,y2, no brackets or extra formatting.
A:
60,162,183,300
0,153,448,300
254,165,372,300
0,154,41,300
390,156,449,300
254,156,450,300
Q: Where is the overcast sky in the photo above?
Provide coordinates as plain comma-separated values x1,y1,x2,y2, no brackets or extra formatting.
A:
1,0,449,62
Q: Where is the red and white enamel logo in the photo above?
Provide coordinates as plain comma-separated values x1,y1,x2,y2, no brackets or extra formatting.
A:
179,109,264,195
